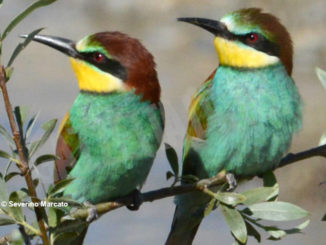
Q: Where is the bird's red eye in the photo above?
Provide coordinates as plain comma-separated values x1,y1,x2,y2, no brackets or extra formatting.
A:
248,33,259,42
93,52,104,62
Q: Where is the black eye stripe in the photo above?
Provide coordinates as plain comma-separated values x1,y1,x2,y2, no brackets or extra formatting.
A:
236,33,280,57
223,31,280,57
79,51,128,81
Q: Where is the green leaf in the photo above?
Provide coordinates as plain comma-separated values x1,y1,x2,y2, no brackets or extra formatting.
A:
214,192,246,206
220,204,247,244
29,118,57,157
5,67,14,81
48,196,71,204
1,0,57,40
16,189,29,201
34,154,58,166
10,229,24,245
296,219,310,230
322,213,326,221
267,228,286,240
5,172,21,182
20,188,29,195
48,206,63,228
48,207,57,227
248,201,309,221
266,220,310,240
0,125,14,146
25,112,40,140
242,184,278,206
47,184,54,196
164,143,179,176
0,217,15,226
4,160,14,177
7,28,44,67
0,149,11,160
316,67,326,90
52,232,81,245
262,171,277,187
9,192,24,222
13,107,28,143
33,178,39,188
319,132,326,146
42,118,57,135
0,150,20,164
204,198,216,217
14,106,29,128
48,178,74,197
48,197,82,207
166,171,174,180
245,221,261,243
0,176,10,206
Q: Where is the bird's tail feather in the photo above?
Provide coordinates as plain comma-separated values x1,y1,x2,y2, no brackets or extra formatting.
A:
165,192,211,245
165,206,201,245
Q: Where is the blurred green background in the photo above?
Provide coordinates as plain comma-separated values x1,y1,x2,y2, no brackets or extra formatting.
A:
0,0,325,244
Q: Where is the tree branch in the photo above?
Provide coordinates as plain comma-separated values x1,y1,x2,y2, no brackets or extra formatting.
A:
0,66,49,245
68,144,326,222
279,144,326,168
69,171,227,220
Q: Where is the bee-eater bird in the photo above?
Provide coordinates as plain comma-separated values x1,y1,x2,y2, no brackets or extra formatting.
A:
166,8,302,245
27,32,164,242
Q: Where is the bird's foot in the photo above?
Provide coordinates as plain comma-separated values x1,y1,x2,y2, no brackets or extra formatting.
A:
126,189,143,211
83,201,98,222
226,173,237,191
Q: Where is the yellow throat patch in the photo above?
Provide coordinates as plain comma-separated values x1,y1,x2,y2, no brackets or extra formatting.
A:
70,58,126,93
214,37,279,68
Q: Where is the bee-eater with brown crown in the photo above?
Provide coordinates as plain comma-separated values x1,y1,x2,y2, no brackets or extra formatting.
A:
166,8,302,245
27,31,164,244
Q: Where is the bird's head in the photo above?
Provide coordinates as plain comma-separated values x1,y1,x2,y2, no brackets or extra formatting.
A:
178,8,293,75
26,32,160,104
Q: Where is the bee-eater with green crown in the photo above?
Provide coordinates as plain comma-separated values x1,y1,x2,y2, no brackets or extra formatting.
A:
27,32,164,243
166,8,302,245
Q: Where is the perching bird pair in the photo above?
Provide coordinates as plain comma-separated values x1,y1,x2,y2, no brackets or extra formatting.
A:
26,8,302,245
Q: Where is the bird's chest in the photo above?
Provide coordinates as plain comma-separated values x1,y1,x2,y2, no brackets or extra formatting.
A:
202,65,302,176
210,65,300,132
69,93,158,160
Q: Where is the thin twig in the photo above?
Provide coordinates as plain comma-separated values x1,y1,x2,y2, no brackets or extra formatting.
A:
0,66,49,245
68,145,326,221
279,144,326,168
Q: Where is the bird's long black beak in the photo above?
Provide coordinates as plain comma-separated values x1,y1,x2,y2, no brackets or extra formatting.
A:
21,34,81,59
177,17,233,39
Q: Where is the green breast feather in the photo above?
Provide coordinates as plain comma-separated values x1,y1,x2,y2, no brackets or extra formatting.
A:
183,63,302,178
62,91,164,203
